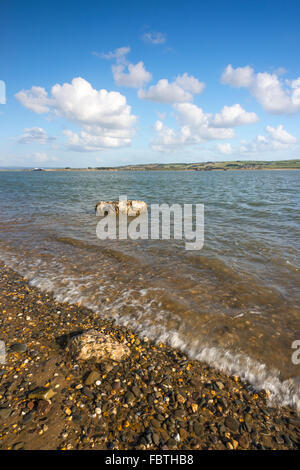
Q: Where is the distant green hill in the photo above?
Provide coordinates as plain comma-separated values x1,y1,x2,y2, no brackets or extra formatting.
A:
8,159,297,172
92,159,300,171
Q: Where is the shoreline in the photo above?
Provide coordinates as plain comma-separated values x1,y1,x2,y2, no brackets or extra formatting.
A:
0,262,299,450
0,168,300,172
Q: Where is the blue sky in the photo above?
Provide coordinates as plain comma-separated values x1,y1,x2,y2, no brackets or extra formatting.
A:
1,0,300,167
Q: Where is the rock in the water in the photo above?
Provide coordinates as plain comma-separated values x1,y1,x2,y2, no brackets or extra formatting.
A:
67,329,130,362
95,200,147,217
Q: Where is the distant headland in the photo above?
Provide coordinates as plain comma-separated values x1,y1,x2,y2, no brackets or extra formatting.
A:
1,159,300,171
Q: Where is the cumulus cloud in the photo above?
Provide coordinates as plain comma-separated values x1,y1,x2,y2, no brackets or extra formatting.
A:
151,100,261,152
100,46,152,88
152,103,238,152
50,78,136,129
221,64,300,114
139,79,193,103
18,127,55,144
151,120,194,152
15,86,51,114
175,103,236,140
142,31,167,45
265,124,297,144
15,77,137,151
216,124,297,156
112,62,152,88
174,73,205,94
211,104,259,127
139,73,205,103
63,127,134,152
221,65,254,88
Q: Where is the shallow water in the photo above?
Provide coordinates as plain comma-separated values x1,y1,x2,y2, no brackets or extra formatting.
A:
0,169,299,410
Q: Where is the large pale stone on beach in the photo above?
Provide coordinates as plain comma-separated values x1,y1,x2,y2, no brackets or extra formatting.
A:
95,200,147,217
67,329,130,362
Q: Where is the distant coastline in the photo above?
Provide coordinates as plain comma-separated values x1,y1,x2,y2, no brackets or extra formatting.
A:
1,159,300,171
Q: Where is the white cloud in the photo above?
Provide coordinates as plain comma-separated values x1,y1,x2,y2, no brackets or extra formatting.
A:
152,103,237,152
98,46,130,63
221,64,300,114
139,79,193,103
33,152,58,163
112,62,152,88
139,74,205,103
18,127,55,144
174,102,209,126
174,73,205,94
15,77,137,151
221,65,254,88
63,127,134,152
151,120,194,152
175,103,235,140
211,104,259,127
50,77,136,129
142,31,167,45
151,100,262,152
216,143,233,155
216,124,297,157
265,124,297,144
101,46,152,88
15,86,50,114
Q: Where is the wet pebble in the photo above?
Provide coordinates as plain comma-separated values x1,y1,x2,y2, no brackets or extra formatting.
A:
10,343,27,353
0,408,11,420
225,416,240,433
37,400,51,416
84,370,101,386
13,442,24,450
125,391,135,405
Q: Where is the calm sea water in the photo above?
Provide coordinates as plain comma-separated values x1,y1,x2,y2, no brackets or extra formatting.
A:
0,170,299,410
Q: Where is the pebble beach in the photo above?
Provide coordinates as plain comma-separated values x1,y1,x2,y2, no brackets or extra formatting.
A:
0,262,299,451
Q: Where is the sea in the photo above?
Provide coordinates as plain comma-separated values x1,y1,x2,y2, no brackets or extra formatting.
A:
0,169,299,411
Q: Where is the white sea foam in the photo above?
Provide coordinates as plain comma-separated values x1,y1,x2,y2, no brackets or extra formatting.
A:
1,249,299,414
